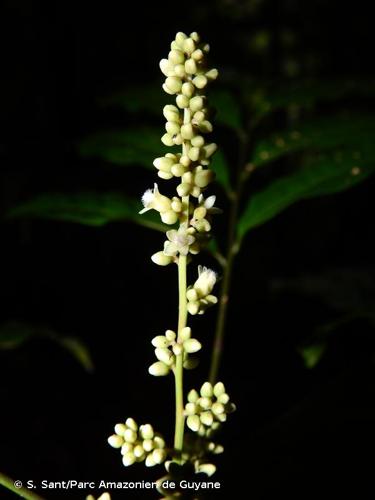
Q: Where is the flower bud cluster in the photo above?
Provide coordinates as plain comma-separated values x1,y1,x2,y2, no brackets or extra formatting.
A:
148,327,201,376
108,418,166,467
140,31,220,262
185,382,236,437
187,266,218,315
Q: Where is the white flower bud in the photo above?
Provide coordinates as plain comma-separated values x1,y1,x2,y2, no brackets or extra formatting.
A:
161,210,179,225
194,266,217,296
172,343,183,356
202,142,217,158
187,301,200,315
122,452,136,466
159,59,175,77
133,444,145,458
191,135,205,147
218,393,230,404
187,288,199,302
188,389,199,403
190,31,200,42
185,402,197,415
187,414,201,432
200,411,214,427
185,58,197,74
142,439,153,452
175,32,188,47
213,382,226,397
152,448,166,464
151,252,173,266
206,68,218,80
176,94,190,108
183,338,202,353
211,402,225,415
190,96,204,112
193,110,205,124
179,326,191,340
171,197,183,211
182,82,195,97
168,49,185,65
165,76,182,94
183,38,196,54
148,361,170,376
177,182,191,197
140,424,154,440
173,133,183,145
121,443,133,455
193,75,208,89
155,347,174,365
192,48,204,60
151,335,169,348
124,428,137,443
114,423,126,436
199,120,213,133
198,463,216,477
165,330,176,341
108,434,124,448
188,147,200,161
157,170,173,180
145,454,156,467
163,104,180,122
174,64,185,78
153,156,174,172
162,83,176,95
195,169,214,188
161,133,174,146
200,382,213,398
194,206,207,219
165,121,180,136
180,123,195,140
153,435,165,448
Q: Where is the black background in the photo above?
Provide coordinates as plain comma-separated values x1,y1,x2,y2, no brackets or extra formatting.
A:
1,0,375,499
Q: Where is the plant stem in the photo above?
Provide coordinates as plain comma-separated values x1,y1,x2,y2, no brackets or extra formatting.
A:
173,195,189,453
0,473,45,500
209,131,250,384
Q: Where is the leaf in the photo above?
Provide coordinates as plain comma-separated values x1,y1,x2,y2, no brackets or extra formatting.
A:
237,149,375,239
210,89,242,129
299,343,327,369
247,79,375,120
6,192,166,232
251,115,375,168
0,321,94,372
79,127,165,169
98,84,168,114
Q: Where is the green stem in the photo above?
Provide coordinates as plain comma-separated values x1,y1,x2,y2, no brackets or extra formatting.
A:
0,473,45,500
209,131,250,384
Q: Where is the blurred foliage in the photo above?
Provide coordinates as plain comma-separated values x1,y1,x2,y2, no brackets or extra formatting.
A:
0,321,94,372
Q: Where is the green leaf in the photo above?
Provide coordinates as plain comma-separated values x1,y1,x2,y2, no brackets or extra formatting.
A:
0,321,94,372
248,79,375,120
210,89,242,129
299,343,326,369
251,115,375,168
238,149,375,238
98,84,168,114
79,127,165,169
6,192,166,232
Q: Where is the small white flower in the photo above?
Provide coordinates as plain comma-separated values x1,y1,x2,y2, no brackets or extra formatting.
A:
164,227,196,256
194,266,217,297
198,194,222,214
139,183,171,214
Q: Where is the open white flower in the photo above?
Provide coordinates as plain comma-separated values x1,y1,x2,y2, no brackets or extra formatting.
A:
198,194,222,215
194,266,217,297
139,183,171,214
164,227,196,256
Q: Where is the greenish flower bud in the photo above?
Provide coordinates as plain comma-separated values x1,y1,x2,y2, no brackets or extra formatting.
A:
195,169,214,188
174,64,186,78
185,402,197,415
179,326,191,341
172,343,183,356
191,135,205,147
162,83,175,95
187,288,199,301
152,335,169,348
172,133,183,145
157,170,173,180
198,463,216,477
182,82,195,97
175,32,188,47
200,411,214,427
148,361,170,376
165,330,176,341
176,94,190,108
180,123,195,140
152,448,166,464
216,413,227,423
163,104,180,122
218,393,230,404
199,120,213,133
188,147,200,161
193,75,208,89
192,48,204,60
206,68,219,80
183,37,196,54
168,49,185,65
211,402,225,415
193,110,205,124
188,389,199,403
161,133,174,146
183,338,202,353
133,444,145,458
190,31,200,42
142,439,154,452
199,397,212,409
160,210,179,225
126,418,138,431
180,155,191,167
122,452,136,466
108,435,124,448
193,206,207,219
171,197,183,211
155,347,174,365
153,435,165,448
166,121,180,136
124,428,137,443
213,382,226,397
185,58,197,74
201,382,213,398
153,156,174,172
187,301,200,315
121,442,133,455
177,182,191,197
114,423,126,436
145,454,156,467
202,142,217,158
190,96,204,112
140,424,154,440
159,59,175,77
151,252,173,266
165,76,182,94
187,414,200,432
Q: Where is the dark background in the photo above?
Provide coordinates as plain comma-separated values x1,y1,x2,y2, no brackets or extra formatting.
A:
1,0,375,499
